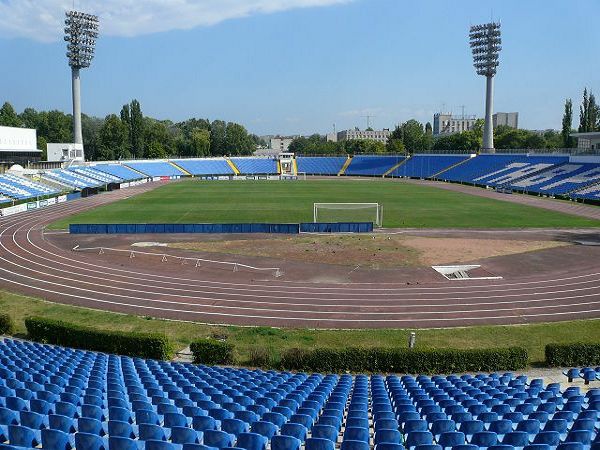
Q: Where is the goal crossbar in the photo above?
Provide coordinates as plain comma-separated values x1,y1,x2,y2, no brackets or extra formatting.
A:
313,202,383,227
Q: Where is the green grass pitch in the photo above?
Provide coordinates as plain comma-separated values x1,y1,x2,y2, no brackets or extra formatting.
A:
50,179,600,229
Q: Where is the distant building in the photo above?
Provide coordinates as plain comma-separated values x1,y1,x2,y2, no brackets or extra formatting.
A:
493,112,519,129
433,113,477,136
46,143,84,162
269,136,295,153
570,132,600,151
337,129,391,143
0,126,41,164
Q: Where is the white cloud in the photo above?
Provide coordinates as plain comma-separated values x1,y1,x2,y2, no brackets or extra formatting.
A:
0,0,353,42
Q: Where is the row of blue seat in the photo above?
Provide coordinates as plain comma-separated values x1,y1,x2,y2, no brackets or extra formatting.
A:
0,338,599,450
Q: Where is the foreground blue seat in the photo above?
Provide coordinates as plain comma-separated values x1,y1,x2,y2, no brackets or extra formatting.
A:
74,432,107,450
340,440,370,450
437,431,465,449
41,428,75,450
204,430,234,449
250,421,277,439
305,438,335,450
557,444,584,450
8,425,40,447
145,440,179,450
375,444,405,450
375,429,402,445
405,431,434,448
235,432,268,450
280,423,307,441
171,427,202,445
108,436,145,450
470,431,498,447
271,435,301,450
312,424,338,442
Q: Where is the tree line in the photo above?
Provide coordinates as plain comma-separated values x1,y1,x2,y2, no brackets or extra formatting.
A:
0,100,263,160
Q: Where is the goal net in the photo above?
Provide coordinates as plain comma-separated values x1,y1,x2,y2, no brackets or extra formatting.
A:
313,203,383,227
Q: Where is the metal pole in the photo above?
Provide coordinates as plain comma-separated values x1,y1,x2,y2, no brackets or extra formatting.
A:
71,67,83,145
482,75,495,153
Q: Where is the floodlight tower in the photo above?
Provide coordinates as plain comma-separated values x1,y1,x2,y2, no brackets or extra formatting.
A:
64,10,99,146
469,22,501,153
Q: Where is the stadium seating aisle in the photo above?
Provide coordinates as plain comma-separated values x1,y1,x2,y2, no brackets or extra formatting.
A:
510,163,600,195
42,170,104,190
296,157,348,176
230,158,278,175
0,339,599,450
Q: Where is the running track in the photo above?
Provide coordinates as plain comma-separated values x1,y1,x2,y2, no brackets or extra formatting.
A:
1,181,600,329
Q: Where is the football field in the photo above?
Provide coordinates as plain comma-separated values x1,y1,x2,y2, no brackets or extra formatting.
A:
50,178,600,229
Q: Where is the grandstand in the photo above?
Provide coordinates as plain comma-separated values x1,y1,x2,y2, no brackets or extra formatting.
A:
0,174,60,201
123,162,185,178
170,159,234,176
296,157,347,175
230,158,278,175
344,156,406,176
390,155,471,179
42,170,104,190
0,338,598,450
510,163,600,195
93,165,145,182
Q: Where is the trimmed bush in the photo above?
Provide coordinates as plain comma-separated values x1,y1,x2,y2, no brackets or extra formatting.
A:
25,316,173,360
545,343,600,367
0,314,14,335
190,339,234,365
279,346,528,373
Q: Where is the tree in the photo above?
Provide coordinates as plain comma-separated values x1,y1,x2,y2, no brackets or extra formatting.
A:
209,120,227,156
579,88,599,132
130,100,145,158
98,114,129,160
0,102,22,127
145,141,166,159
401,120,431,153
224,122,254,155
189,128,211,157
144,119,174,157
425,122,433,135
119,103,132,156
46,110,72,142
432,131,480,151
561,99,574,148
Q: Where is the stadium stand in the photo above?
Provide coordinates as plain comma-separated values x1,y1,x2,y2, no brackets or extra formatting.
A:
230,158,278,175
0,196,11,204
1,338,598,450
296,157,348,175
344,155,406,176
70,167,122,184
93,164,145,181
42,169,104,190
2,174,59,197
571,183,600,201
124,162,186,178
170,159,234,176
390,155,471,179
0,174,59,200
439,155,569,186
510,162,600,195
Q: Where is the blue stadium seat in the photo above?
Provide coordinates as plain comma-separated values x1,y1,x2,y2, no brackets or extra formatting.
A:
41,428,75,450
235,432,268,450
305,438,335,450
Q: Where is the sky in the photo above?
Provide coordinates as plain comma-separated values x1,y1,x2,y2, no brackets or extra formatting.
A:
0,0,598,136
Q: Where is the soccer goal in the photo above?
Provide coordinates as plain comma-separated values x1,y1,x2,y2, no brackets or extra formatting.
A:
313,203,383,227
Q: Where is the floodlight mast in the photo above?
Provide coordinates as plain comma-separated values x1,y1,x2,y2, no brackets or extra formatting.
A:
469,22,501,153
64,10,99,146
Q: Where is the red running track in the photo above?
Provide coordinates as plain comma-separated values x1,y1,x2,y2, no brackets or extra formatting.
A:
1,181,600,329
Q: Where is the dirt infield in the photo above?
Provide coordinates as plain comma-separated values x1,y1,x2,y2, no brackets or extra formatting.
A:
1,179,599,329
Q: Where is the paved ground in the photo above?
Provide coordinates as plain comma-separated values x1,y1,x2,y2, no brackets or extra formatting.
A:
1,179,599,329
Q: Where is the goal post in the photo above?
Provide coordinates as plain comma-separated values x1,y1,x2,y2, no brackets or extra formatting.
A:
313,202,383,227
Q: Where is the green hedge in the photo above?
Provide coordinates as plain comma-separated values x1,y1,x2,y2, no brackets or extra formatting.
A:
279,346,528,373
25,317,173,360
0,314,14,335
545,343,600,367
190,339,234,365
